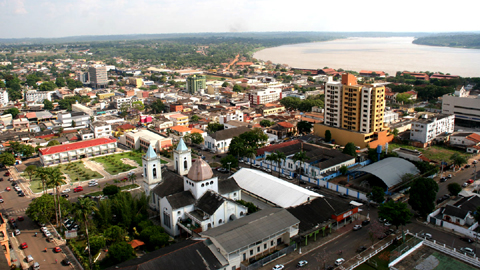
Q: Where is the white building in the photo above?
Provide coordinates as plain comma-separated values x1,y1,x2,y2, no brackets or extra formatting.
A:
72,103,94,116
248,88,282,105
384,110,399,124
410,114,455,144
25,90,53,104
0,89,8,106
442,93,480,126
201,208,299,270
145,141,247,237
123,129,172,152
57,112,90,128
204,126,251,153
39,137,117,166
90,121,112,138
324,80,343,128
113,96,136,109
218,110,244,124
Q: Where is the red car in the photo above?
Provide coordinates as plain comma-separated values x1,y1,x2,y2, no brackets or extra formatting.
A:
5,187,10,191
20,242,28,249
73,186,83,193
4,172,10,176
54,247,61,253
18,216,24,221
467,179,474,184
9,218,15,224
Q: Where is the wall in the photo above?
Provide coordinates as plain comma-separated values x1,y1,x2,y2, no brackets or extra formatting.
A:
314,124,393,148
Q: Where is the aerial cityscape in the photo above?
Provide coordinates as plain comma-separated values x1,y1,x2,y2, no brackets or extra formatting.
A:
0,1,480,270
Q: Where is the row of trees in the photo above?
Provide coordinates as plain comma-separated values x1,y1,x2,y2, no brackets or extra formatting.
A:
280,95,324,112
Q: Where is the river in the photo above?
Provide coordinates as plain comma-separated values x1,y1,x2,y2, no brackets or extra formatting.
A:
253,37,480,77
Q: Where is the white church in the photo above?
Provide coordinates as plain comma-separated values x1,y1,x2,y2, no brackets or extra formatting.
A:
142,138,248,237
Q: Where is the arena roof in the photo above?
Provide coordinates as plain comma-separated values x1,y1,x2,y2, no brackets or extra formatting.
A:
357,157,419,188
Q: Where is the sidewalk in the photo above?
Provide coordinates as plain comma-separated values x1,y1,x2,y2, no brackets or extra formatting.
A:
258,219,363,270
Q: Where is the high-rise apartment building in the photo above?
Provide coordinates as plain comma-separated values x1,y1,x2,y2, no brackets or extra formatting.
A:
325,73,385,133
88,66,108,89
186,75,206,94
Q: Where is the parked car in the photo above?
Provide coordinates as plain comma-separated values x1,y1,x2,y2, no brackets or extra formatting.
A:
459,236,474,243
18,216,24,221
440,177,447,182
40,227,48,233
384,222,392,227
272,264,285,270
335,258,345,266
61,194,69,198
27,255,34,263
447,174,453,178
62,259,71,266
88,182,98,187
4,171,10,176
0,198,3,203
362,220,370,226
420,233,432,239
462,182,468,187
353,225,362,231
18,192,25,197
465,165,471,168
467,179,474,184
5,187,10,191
73,186,83,192
62,188,71,193
20,242,28,249
296,260,308,267
460,247,475,256
33,262,40,269
14,229,20,236
54,247,61,253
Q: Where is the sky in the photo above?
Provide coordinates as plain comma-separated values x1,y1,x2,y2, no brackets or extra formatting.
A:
1,0,479,39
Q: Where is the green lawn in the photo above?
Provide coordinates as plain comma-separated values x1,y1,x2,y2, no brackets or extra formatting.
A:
389,143,471,163
91,155,136,175
92,151,167,168
57,162,103,182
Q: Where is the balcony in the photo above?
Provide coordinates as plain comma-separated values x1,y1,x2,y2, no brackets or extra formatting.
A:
178,218,202,235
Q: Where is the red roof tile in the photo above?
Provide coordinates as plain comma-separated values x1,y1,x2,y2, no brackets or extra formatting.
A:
467,133,480,144
278,122,294,128
117,123,136,130
39,138,116,155
257,140,302,156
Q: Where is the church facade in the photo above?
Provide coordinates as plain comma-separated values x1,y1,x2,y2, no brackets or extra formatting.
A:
143,138,248,237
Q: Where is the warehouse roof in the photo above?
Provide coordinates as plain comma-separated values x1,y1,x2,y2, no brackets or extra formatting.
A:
231,168,322,208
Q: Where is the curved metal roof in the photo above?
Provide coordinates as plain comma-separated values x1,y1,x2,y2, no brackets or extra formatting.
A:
357,157,419,188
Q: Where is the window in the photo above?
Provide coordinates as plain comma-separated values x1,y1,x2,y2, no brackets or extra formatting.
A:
271,240,274,246
257,247,260,252
184,158,188,169
163,211,171,228
264,244,267,249
153,168,157,178
250,250,253,256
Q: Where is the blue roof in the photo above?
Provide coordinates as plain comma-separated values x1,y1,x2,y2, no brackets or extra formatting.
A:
176,137,188,152
145,144,157,159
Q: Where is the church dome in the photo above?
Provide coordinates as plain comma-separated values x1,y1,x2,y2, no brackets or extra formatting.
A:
187,159,213,181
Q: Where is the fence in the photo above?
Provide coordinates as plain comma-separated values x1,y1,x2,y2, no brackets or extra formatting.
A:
240,244,296,270
244,158,369,201
344,233,403,270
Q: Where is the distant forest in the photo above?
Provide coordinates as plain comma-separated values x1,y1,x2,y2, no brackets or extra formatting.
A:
413,34,480,49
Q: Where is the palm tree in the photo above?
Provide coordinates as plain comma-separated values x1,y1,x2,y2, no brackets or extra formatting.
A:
265,152,278,175
292,151,308,183
228,139,245,160
47,168,66,227
128,173,136,185
275,151,287,175
35,167,50,194
75,198,98,270
244,147,257,168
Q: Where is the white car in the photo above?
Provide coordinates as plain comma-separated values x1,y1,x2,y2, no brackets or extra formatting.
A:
272,265,284,270
335,258,345,266
14,186,22,192
88,182,98,187
27,255,34,263
14,229,20,236
297,260,308,267
40,227,48,233
62,188,71,193
44,231,52,237
420,233,432,239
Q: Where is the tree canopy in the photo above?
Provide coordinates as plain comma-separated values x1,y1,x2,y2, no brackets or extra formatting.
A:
342,142,356,157
297,121,313,134
408,177,439,216
378,200,412,229
447,183,462,196
368,186,385,204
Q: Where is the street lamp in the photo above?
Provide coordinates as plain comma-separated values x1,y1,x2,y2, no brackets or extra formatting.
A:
227,162,232,175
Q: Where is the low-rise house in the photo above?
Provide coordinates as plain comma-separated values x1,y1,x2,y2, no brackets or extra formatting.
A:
12,118,29,132
90,121,112,138
39,137,117,165
260,104,285,116
201,208,299,270
204,126,251,153
450,133,480,153
167,113,189,126
57,112,90,128
25,90,53,103
113,123,136,137
268,121,297,139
